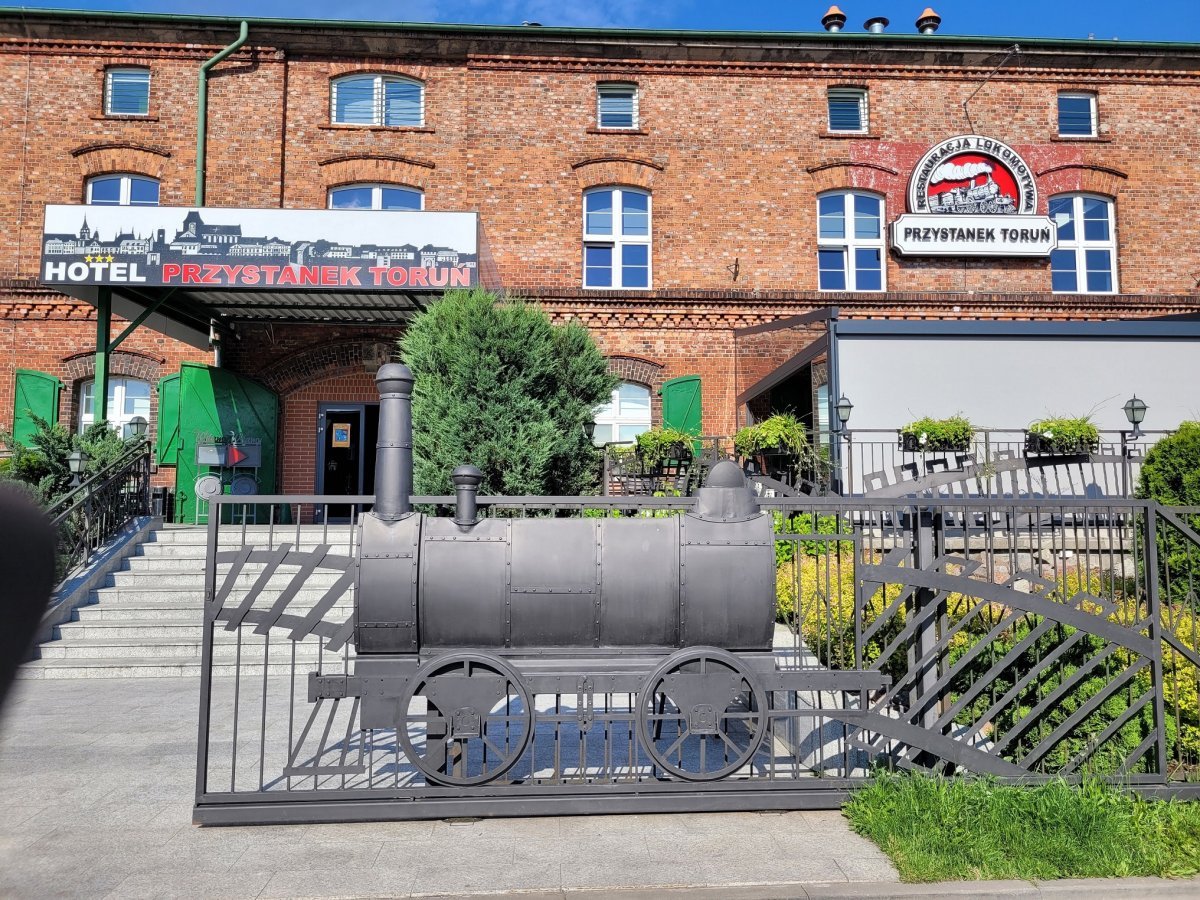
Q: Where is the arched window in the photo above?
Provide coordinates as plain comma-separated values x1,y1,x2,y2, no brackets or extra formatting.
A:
79,376,151,437
1049,194,1117,293
583,186,651,289
817,191,884,292
592,382,652,446
331,74,424,127
86,174,159,206
328,184,424,210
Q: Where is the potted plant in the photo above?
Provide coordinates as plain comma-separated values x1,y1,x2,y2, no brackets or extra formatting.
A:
634,427,695,471
898,416,975,453
1025,416,1100,455
734,412,809,459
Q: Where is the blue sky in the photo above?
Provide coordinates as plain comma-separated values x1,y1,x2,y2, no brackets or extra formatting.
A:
8,0,1200,42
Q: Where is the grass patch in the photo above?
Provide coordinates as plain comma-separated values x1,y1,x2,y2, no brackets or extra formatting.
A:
844,775,1200,883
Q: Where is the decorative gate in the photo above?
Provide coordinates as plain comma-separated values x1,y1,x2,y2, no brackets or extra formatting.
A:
194,494,1200,825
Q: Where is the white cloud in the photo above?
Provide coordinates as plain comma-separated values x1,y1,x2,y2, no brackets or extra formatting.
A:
930,161,993,185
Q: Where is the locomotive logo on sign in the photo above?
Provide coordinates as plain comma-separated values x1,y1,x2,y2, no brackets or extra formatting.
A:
892,134,1055,257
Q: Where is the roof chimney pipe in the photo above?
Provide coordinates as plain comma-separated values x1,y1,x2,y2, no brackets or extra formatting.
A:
916,8,941,34
821,6,847,32
864,16,889,33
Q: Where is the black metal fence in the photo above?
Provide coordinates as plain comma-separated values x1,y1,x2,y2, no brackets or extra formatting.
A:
604,428,1172,500
45,439,151,587
193,492,1200,824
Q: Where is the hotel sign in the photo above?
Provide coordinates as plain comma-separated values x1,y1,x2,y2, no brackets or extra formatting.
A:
890,134,1056,257
40,205,479,290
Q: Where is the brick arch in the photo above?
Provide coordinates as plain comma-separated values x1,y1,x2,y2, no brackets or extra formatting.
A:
1035,164,1128,206
327,65,429,82
319,154,435,192
257,338,396,397
71,143,171,180
60,349,165,434
572,156,664,191
606,354,666,424
807,161,900,195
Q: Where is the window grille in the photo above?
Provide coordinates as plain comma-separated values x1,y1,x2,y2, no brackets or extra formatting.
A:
827,87,867,133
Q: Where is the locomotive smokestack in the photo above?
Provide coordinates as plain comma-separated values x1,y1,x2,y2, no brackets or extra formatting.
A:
374,363,414,520
452,464,483,527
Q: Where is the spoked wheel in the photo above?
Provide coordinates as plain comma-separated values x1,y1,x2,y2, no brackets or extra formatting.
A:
636,646,768,781
398,652,532,786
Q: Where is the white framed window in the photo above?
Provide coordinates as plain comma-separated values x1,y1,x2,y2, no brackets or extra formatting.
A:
597,82,638,130
80,377,151,437
1049,194,1118,293
817,191,884,292
328,184,424,210
583,187,651,289
86,174,160,206
331,74,424,127
1057,92,1097,137
827,87,868,133
592,382,652,446
105,67,150,116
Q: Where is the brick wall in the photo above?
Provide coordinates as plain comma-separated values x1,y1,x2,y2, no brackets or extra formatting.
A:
3,17,1200,494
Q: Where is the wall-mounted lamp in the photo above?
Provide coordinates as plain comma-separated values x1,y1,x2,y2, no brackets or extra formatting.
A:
835,395,854,431
1123,395,1147,440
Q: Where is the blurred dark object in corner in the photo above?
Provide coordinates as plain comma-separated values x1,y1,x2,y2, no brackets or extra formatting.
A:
0,485,56,711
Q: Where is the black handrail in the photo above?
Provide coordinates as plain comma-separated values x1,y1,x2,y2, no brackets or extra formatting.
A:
48,439,152,588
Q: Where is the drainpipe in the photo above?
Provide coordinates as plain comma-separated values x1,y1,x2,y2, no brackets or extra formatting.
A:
195,21,248,206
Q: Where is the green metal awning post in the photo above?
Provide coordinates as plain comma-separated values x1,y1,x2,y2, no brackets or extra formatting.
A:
94,287,111,424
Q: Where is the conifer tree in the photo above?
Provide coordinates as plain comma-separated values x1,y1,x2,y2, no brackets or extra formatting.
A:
399,289,616,496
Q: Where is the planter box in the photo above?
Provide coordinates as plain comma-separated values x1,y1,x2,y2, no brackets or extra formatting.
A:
1025,433,1099,455
899,433,972,453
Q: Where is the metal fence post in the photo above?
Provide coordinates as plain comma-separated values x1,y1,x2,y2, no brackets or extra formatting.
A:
911,507,943,732
1145,503,1169,779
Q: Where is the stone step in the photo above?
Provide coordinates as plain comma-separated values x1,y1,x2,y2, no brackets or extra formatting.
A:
104,569,347,588
124,555,356,572
37,636,335,660
17,656,346,679
88,586,351,604
74,601,355,621
146,528,356,546
58,617,354,641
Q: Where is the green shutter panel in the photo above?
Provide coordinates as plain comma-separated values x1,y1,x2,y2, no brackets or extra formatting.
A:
660,374,702,438
156,372,181,465
11,369,63,447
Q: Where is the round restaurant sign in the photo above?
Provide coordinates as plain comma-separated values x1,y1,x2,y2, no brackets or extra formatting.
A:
907,134,1037,216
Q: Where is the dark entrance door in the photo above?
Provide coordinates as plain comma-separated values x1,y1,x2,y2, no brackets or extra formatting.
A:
317,403,379,521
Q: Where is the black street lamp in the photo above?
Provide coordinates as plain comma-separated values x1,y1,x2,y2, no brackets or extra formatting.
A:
835,395,854,431
583,419,596,443
67,449,89,489
128,416,149,439
1123,395,1147,440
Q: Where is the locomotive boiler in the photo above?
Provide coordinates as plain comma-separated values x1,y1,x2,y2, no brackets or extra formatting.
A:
320,363,798,786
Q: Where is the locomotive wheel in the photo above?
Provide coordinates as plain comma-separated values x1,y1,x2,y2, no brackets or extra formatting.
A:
636,646,768,781
397,652,532,787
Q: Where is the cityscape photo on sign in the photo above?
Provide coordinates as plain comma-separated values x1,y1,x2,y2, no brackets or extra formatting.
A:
890,135,1057,257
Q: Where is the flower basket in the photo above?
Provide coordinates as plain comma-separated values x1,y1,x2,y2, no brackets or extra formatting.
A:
898,416,975,454
1025,418,1100,456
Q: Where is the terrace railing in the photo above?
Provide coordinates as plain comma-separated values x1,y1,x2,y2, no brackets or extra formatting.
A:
194,492,1200,824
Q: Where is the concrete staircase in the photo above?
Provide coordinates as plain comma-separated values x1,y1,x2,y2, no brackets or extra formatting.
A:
21,524,356,679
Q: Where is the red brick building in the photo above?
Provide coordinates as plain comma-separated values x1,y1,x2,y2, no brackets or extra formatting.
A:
3,9,1200,512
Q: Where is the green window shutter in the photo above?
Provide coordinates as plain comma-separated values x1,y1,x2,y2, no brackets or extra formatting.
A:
156,373,181,465
660,374,702,438
11,369,63,447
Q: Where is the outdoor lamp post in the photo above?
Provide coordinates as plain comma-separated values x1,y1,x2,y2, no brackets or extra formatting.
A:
67,449,89,490
1123,395,1147,441
584,419,596,443
128,416,148,439
834,395,854,497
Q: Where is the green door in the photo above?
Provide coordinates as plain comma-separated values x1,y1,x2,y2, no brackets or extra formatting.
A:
11,369,63,447
175,363,278,523
156,373,181,466
660,374,702,441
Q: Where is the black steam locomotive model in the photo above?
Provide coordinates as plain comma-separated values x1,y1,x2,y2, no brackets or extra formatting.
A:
314,363,826,786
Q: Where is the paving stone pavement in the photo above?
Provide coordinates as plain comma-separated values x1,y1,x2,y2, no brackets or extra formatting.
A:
0,676,900,898
5,679,1198,900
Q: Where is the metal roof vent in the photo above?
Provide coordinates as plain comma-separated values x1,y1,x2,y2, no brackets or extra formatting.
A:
916,8,942,34
821,5,847,32
864,16,890,33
